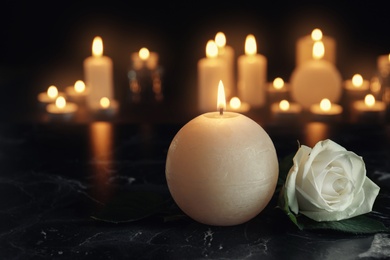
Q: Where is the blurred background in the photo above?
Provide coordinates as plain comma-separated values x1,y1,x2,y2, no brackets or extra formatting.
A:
1,1,389,121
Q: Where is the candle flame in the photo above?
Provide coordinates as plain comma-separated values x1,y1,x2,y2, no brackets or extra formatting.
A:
273,77,285,89
217,80,226,114
92,36,103,57
55,96,66,109
364,94,375,107
279,100,290,111
206,40,218,58
139,47,150,60
311,28,323,41
352,74,363,88
245,34,257,56
229,97,241,109
320,98,331,111
47,85,58,99
312,41,325,60
215,32,226,48
74,80,86,93
100,97,110,108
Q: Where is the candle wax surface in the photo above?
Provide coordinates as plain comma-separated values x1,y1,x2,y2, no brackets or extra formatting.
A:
165,112,279,226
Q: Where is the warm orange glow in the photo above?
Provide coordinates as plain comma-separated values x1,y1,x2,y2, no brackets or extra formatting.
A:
352,74,363,88
92,36,103,57
100,97,110,108
215,32,226,48
47,85,58,99
245,34,257,56
311,28,323,41
312,41,325,60
206,40,218,58
388,54,390,62
364,94,375,107
279,100,290,111
74,80,86,93
273,77,285,89
217,80,226,112
139,47,150,60
370,77,382,93
320,98,331,111
55,96,66,109
229,97,241,109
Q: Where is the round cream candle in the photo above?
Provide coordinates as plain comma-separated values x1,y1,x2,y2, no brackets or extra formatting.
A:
165,81,278,226
237,34,267,108
296,28,336,66
84,36,114,110
215,32,235,98
290,41,342,110
197,40,227,112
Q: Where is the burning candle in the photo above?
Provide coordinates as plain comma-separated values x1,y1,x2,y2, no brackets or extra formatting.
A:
65,80,89,102
344,73,370,100
215,32,235,98
227,96,250,113
165,80,278,226
46,96,78,117
38,85,64,104
290,41,342,110
268,77,289,103
92,97,119,117
131,47,159,70
352,94,386,122
237,34,267,108
271,99,302,120
296,28,336,66
377,53,390,76
84,36,115,110
310,98,343,120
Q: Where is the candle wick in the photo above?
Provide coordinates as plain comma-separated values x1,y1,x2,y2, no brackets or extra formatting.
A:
219,107,223,115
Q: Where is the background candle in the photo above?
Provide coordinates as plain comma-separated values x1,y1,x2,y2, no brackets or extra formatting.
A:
38,85,62,104
271,99,302,120
290,41,342,110
165,82,278,226
197,40,227,112
267,77,289,104
310,98,343,121
215,32,235,99
46,96,78,117
65,80,88,102
352,94,386,122
84,36,114,110
296,28,336,66
131,47,159,71
237,34,267,108
344,73,370,100
377,53,390,76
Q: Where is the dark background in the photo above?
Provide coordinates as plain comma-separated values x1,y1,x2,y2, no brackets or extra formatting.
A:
1,1,389,121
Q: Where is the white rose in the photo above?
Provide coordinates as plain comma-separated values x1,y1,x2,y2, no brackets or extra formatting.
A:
285,139,380,222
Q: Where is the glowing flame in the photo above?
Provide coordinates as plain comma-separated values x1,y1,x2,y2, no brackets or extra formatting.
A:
320,98,331,111
273,77,285,89
312,41,325,60
311,28,323,41
55,96,66,109
206,40,218,58
364,94,375,107
217,80,226,113
139,47,150,60
100,97,110,109
352,74,363,88
229,97,241,109
215,32,226,48
279,100,290,111
245,34,257,56
92,36,103,57
74,80,85,93
47,85,58,99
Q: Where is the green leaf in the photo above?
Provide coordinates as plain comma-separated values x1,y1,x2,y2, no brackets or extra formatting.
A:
277,152,295,187
91,190,173,223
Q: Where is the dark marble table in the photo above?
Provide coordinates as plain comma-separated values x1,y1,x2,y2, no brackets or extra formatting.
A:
0,104,390,259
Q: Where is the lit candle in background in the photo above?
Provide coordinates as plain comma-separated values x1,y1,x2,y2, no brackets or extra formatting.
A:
197,40,226,112
267,77,289,103
296,28,336,66
93,96,119,117
237,34,267,108
166,81,278,226
215,32,235,98
65,80,89,102
84,36,115,110
309,98,343,120
131,47,159,70
46,96,78,117
290,41,342,110
377,53,390,76
352,94,386,122
344,73,370,100
38,85,64,104
271,99,302,120
227,96,250,113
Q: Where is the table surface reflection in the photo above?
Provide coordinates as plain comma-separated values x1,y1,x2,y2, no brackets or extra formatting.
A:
0,106,389,259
